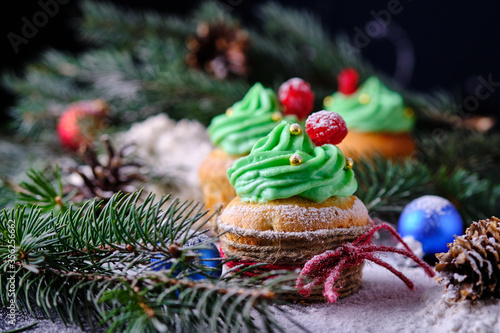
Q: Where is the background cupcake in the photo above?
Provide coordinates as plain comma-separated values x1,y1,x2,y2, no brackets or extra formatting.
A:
324,68,416,160
199,79,314,216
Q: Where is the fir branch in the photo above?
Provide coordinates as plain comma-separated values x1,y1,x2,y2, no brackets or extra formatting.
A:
0,181,15,210
415,130,500,180
2,0,466,136
0,192,295,332
433,167,500,223
79,0,194,49
16,166,70,213
354,157,432,217
353,152,500,226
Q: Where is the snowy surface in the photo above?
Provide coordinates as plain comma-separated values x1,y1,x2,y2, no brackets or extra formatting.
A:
272,263,500,333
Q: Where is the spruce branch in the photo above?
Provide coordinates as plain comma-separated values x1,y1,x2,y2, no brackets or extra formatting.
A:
354,157,432,214
79,0,194,49
1,192,296,332
2,0,469,136
415,130,500,180
16,166,71,213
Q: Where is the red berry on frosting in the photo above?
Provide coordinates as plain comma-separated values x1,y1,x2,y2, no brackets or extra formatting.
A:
278,78,315,120
338,68,359,95
57,100,108,151
305,110,348,146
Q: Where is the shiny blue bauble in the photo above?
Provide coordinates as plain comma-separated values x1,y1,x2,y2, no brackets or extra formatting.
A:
151,234,221,280
398,195,463,255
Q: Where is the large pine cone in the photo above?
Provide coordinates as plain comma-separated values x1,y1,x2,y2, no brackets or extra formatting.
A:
435,217,500,302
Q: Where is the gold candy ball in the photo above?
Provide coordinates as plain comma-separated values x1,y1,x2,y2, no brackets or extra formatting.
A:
359,93,370,104
272,112,283,122
404,107,415,118
323,96,334,107
344,157,354,170
226,108,234,116
289,153,303,166
289,123,302,136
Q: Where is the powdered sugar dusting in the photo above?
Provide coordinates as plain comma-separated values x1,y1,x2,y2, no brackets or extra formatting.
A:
218,222,370,240
219,197,369,239
278,77,311,98
406,195,452,218
305,110,348,145
222,199,368,232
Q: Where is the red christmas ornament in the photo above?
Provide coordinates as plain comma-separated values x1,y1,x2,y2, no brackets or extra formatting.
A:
338,68,359,95
57,100,108,151
305,110,348,146
278,78,315,120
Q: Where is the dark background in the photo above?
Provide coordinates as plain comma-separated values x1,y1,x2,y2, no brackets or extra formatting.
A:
1,0,500,125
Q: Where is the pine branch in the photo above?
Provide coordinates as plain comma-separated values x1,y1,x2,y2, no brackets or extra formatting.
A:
16,166,70,213
353,151,500,226
433,167,500,223
354,156,432,217
0,181,15,210
415,130,500,180
2,0,469,137
79,0,194,49
0,192,296,332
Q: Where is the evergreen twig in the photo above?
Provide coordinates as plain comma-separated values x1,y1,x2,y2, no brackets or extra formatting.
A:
0,192,295,332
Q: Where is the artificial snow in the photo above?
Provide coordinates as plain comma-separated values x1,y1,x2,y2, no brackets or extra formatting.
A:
115,114,213,202
270,263,500,333
405,195,452,218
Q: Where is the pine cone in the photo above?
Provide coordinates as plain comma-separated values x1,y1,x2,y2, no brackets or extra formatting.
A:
185,21,249,79
70,136,145,202
435,217,500,302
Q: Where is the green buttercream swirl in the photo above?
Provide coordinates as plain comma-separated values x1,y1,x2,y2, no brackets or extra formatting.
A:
207,83,296,156
227,121,357,203
324,76,415,132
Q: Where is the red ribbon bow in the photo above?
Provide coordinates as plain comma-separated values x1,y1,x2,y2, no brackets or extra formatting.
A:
296,223,435,303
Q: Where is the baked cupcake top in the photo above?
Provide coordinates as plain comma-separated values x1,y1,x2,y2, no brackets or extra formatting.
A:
207,83,297,156
227,120,357,203
324,75,415,133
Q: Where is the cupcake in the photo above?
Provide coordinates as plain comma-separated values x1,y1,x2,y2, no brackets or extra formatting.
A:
199,79,314,215
323,68,416,159
217,115,371,301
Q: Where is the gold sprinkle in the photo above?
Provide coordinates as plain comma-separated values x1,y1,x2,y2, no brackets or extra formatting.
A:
359,93,370,104
404,107,415,118
323,96,334,107
344,157,354,170
289,153,303,166
226,108,234,116
289,123,302,136
272,112,283,122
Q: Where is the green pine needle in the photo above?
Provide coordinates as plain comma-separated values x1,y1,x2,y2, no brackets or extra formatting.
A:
1,192,296,332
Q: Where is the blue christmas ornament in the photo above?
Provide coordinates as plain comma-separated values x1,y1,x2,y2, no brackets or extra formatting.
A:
151,233,221,279
398,195,463,255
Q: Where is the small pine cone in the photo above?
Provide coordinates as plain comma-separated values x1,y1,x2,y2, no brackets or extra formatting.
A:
185,21,249,79
435,217,500,302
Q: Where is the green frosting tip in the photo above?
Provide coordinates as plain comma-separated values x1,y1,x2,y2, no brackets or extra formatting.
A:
227,121,357,203
324,76,415,133
207,83,297,156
